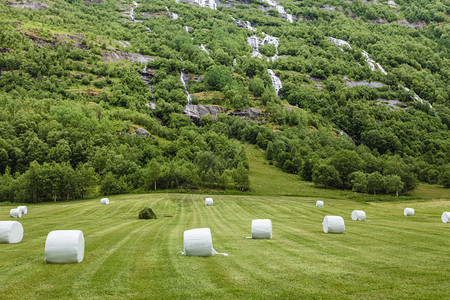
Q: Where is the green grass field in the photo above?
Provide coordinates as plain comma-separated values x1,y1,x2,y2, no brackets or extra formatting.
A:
1,145,449,299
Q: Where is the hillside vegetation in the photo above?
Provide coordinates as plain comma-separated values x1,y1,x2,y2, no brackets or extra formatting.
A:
0,0,449,202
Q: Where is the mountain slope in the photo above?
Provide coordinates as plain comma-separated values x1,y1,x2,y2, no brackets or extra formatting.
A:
0,0,448,202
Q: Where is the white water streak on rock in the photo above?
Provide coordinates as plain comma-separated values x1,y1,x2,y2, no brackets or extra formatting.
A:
268,69,282,96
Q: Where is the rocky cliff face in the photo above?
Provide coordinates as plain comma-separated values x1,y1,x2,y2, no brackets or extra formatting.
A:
183,104,224,123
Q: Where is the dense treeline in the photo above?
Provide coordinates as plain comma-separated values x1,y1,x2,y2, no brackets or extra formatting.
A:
0,0,448,202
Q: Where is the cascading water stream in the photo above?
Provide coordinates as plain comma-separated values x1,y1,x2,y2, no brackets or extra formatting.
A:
196,0,217,10
180,71,192,104
268,69,282,96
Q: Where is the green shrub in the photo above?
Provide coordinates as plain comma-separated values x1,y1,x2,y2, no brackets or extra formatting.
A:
138,207,157,219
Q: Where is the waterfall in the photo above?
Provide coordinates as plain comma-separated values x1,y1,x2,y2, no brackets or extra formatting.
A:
200,44,209,54
275,5,293,23
268,69,282,96
180,71,192,104
247,34,279,61
328,37,387,75
196,0,217,10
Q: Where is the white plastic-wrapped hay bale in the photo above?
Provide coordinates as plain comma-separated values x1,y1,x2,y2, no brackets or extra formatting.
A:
205,198,213,206
323,216,345,234
316,200,324,207
404,208,415,216
182,228,227,257
45,230,85,263
248,219,272,239
0,221,24,244
10,208,22,218
351,210,366,221
100,198,109,205
17,206,27,215
441,212,450,223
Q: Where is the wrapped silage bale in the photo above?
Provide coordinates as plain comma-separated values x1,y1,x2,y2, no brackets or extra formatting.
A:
0,221,24,244
248,219,272,239
404,208,414,216
182,228,228,257
205,198,213,206
323,216,345,234
45,230,85,263
17,206,27,215
10,208,22,218
100,198,109,205
441,212,449,223
316,201,324,207
351,210,366,221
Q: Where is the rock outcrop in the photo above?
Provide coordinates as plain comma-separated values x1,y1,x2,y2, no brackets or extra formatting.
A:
184,105,224,123
7,1,49,10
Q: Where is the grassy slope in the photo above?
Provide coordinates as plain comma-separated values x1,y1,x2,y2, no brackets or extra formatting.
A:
0,145,449,299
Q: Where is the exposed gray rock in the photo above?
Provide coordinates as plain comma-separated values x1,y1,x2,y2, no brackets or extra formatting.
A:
367,18,389,24
377,99,408,110
228,108,264,119
7,1,49,10
134,127,151,138
102,51,155,64
84,0,104,6
396,20,426,29
345,80,384,88
184,104,224,123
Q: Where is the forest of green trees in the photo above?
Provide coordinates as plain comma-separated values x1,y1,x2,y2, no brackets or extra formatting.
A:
0,0,448,202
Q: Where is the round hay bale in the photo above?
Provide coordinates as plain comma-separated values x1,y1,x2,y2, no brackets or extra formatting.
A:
0,221,24,244
205,198,213,206
351,210,366,221
10,208,22,218
251,219,272,239
17,206,27,214
45,230,85,264
323,216,345,234
100,198,109,205
182,228,227,257
316,201,324,207
404,208,414,216
441,212,449,223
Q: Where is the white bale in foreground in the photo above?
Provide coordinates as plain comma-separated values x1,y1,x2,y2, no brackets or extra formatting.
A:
10,208,21,218
17,206,27,214
404,208,415,216
205,198,213,206
0,221,24,244
100,198,109,205
316,201,324,207
442,212,450,223
45,230,85,263
182,228,227,257
323,216,345,234
250,219,272,239
351,210,366,221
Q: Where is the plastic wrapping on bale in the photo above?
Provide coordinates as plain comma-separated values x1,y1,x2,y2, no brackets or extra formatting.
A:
182,228,228,257
45,230,85,263
205,198,213,206
316,201,324,207
10,209,22,218
442,212,449,223
249,219,272,239
351,210,366,221
404,208,415,216
100,198,109,205
0,221,24,244
323,216,345,234
17,206,27,215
